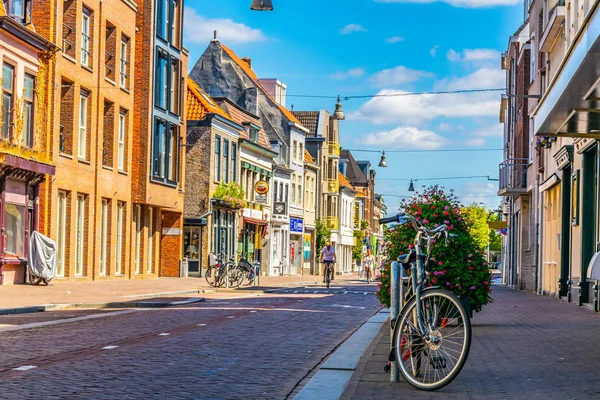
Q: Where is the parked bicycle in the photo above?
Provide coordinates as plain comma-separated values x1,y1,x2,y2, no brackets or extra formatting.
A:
205,251,235,288
379,212,471,391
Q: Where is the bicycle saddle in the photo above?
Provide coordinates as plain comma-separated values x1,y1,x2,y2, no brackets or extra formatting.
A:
398,249,416,268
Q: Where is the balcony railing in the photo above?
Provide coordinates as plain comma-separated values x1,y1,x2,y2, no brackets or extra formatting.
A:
328,142,340,157
326,217,339,231
327,179,339,193
540,1,566,52
498,158,528,196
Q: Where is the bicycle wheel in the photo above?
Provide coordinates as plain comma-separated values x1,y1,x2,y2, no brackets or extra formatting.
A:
326,267,331,288
227,265,245,288
366,269,371,283
205,266,218,287
394,289,471,391
245,267,256,286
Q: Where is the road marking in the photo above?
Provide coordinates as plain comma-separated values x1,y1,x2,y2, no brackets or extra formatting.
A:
197,324,207,326
249,311,257,313
344,291,348,294
102,346,119,350
226,316,235,319
12,366,37,371
158,333,170,336
328,305,367,310
294,291,298,293
364,292,368,295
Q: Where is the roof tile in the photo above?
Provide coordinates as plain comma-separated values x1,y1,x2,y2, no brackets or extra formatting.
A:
187,77,232,121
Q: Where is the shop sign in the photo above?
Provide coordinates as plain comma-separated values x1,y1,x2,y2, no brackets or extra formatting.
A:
256,194,268,205
273,202,287,216
488,221,507,229
243,208,262,220
255,180,269,195
290,218,304,233
162,227,181,236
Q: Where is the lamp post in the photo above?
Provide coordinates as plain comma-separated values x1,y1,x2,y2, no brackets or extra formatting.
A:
250,0,274,11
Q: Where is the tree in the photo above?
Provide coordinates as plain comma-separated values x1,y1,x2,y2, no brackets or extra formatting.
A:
488,214,502,253
377,185,493,313
352,220,369,261
462,203,490,251
315,219,332,258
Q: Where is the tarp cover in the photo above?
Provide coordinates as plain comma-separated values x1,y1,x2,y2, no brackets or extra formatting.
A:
28,231,57,281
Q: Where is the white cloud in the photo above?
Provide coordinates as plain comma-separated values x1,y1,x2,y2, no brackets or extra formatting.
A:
329,68,365,80
358,126,450,149
447,48,501,62
430,45,439,57
183,7,266,44
340,24,367,34
464,137,486,147
475,123,503,137
370,66,433,88
436,67,505,90
348,89,500,125
446,49,460,61
375,0,520,8
386,36,404,44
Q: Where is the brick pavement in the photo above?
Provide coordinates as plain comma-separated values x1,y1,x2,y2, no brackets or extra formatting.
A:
0,274,362,309
342,285,600,400
0,283,379,400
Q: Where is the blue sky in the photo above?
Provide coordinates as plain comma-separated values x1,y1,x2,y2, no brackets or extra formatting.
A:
183,0,524,211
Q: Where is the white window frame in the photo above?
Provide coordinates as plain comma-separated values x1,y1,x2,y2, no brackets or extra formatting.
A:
118,112,125,171
116,202,124,275
134,204,141,274
147,207,154,274
57,191,67,277
78,93,88,159
100,199,108,276
75,194,85,277
120,38,128,88
81,10,91,67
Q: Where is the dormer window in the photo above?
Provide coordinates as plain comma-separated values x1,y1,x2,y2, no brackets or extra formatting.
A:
5,0,31,24
249,127,259,143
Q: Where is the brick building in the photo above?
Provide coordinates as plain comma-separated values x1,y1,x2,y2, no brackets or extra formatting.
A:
28,0,186,282
0,1,56,285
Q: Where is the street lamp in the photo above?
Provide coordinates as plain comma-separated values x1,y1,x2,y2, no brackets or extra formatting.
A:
378,151,387,168
251,0,274,10
332,96,345,120
408,179,415,192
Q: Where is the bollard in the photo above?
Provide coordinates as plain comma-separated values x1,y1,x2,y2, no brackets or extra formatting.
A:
390,261,400,383
255,264,260,287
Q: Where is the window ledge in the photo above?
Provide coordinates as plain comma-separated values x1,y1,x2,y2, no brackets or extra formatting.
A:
118,170,128,176
82,65,93,74
120,86,130,94
62,54,76,64
105,77,116,86
150,177,178,189
78,158,91,165
59,153,74,160
102,165,114,171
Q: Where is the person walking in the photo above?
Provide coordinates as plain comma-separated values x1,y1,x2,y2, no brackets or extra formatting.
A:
320,241,336,282
362,248,374,283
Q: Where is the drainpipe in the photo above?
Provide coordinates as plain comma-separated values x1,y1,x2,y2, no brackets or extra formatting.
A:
535,173,542,294
511,198,516,288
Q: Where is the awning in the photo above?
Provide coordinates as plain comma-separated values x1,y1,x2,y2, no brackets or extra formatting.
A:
243,217,268,226
539,173,560,193
534,3,600,138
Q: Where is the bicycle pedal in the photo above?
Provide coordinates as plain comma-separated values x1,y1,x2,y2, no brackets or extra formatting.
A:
383,362,391,372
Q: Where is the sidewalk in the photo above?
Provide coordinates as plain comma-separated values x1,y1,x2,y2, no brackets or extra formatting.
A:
0,274,361,311
341,285,600,400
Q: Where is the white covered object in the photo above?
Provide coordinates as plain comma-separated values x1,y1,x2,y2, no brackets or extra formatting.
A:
28,231,57,281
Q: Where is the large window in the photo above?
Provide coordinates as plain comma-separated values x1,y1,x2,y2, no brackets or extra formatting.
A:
5,203,24,256
156,0,169,40
155,50,168,109
100,199,109,276
57,191,67,277
154,50,181,114
2,64,14,139
118,110,126,171
120,36,129,89
151,118,179,184
170,59,180,114
22,74,34,147
116,201,124,275
75,194,85,276
223,139,229,183
156,0,181,46
78,92,88,159
231,143,237,182
81,9,91,67
214,135,221,181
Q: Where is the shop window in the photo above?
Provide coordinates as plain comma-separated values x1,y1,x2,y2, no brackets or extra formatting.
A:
56,191,69,277
4,203,24,256
75,194,86,276
133,204,142,274
99,198,110,276
116,201,125,275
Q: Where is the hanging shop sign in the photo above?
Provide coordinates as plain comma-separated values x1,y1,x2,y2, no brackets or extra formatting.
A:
290,218,304,233
255,180,269,195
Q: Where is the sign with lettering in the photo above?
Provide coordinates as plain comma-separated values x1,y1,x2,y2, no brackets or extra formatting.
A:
273,201,287,216
256,194,268,205
290,218,304,233
255,180,269,195
488,221,508,229
162,227,181,236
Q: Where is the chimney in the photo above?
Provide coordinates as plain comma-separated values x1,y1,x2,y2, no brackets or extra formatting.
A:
212,30,218,41
242,57,252,69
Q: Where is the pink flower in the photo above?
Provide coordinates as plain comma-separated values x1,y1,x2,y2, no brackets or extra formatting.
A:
444,220,449,224
433,214,438,217
458,217,462,221
470,286,476,290
423,219,429,224
483,262,488,266
438,261,443,266
484,281,489,286
467,260,472,263
444,206,449,210
446,282,451,286
443,211,449,216
468,254,472,257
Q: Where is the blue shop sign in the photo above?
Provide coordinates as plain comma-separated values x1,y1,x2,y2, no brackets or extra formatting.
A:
290,218,304,233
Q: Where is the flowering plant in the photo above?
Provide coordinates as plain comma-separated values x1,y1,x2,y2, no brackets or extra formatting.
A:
213,182,246,209
376,185,492,313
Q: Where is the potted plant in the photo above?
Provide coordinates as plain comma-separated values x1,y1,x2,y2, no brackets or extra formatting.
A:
376,185,492,316
212,182,247,209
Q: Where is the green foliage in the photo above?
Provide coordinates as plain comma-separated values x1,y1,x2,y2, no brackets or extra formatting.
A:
488,214,502,253
377,185,493,313
353,230,364,261
462,203,490,251
316,219,332,256
213,182,246,209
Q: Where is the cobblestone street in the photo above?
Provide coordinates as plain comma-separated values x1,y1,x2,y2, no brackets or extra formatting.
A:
342,285,600,400
0,282,380,400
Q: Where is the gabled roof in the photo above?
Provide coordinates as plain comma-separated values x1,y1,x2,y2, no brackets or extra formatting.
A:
216,97,273,151
186,77,232,121
338,172,354,190
220,44,303,125
304,149,315,164
341,149,368,186
292,111,319,137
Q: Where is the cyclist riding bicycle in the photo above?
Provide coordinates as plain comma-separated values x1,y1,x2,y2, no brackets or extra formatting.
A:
320,241,336,283
362,248,374,283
